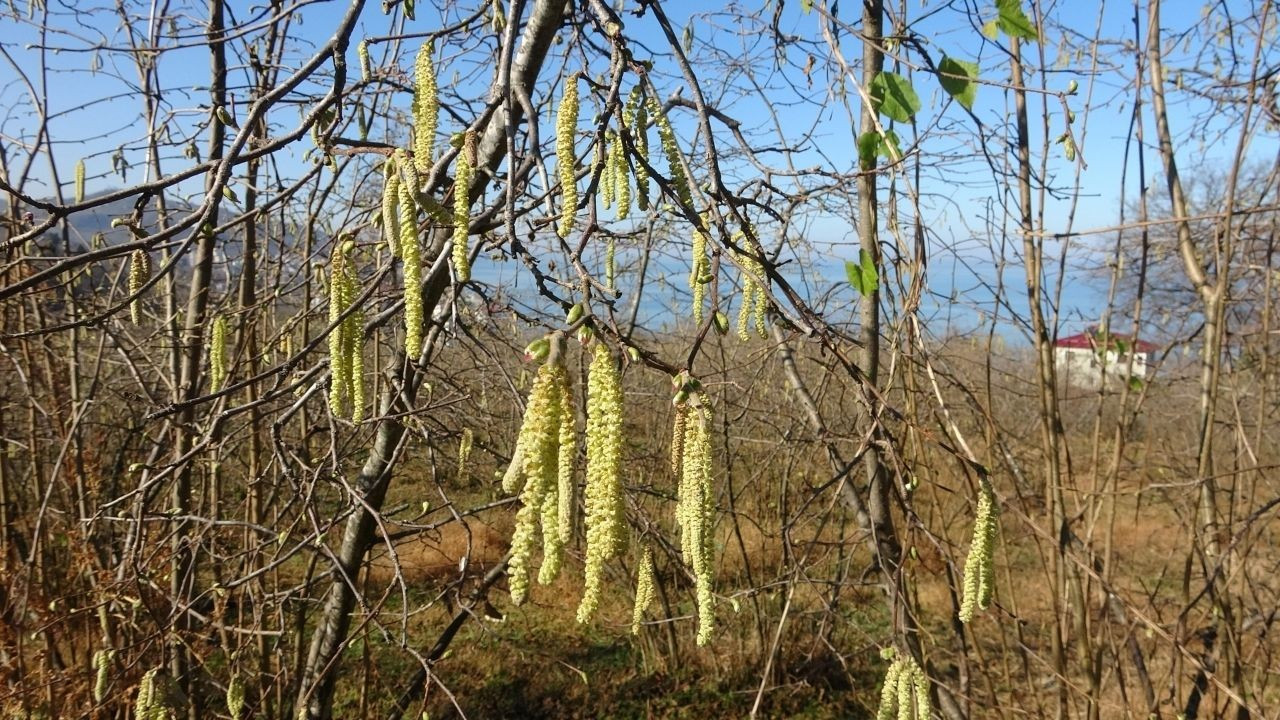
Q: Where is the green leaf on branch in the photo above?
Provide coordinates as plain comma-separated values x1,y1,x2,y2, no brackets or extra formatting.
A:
869,72,921,123
995,0,1039,41
858,129,902,170
845,249,879,297
938,56,979,110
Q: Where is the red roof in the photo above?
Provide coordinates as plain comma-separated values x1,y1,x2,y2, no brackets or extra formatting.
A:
1055,329,1158,353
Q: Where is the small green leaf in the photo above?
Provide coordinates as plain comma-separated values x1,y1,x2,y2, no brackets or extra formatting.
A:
996,0,1038,41
869,72,921,123
404,0,416,21
938,56,979,110
844,249,879,297
1128,376,1144,392
980,19,999,40
800,0,813,13
857,131,880,170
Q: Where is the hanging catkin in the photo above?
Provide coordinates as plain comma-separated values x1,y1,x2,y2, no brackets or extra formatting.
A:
631,545,656,634
398,176,423,356
381,156,401,256
874,652,932,720
624,87,650,211
327,241,365,422
452,129,476,282
689,216,711,325
612,129,631,219
209,314,228,391
958,475,999,623
673,379,715,645
128,249,151,324
650,98,692,210
413,42,438,174
506,336,573,604
576,343,626,623
556,75,580,237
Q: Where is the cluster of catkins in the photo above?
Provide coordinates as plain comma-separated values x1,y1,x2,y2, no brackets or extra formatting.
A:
875,650,932,720
958,475,999,623
504,334,576,604
327,240,365,422
671,373,716,645
133,668,180,720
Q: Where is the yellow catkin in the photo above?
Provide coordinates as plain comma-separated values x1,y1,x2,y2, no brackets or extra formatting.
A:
577,344,626,623
612,129,631,219
381,157,401,256
650,98,692,209
327,242,364,421
631,545,656,634
599,134,615,210
413,42,438,174
209,314,228,391
670,401,688,476
399,179,423,355
557,75,580,237
457,427,474,478
226,675,245,719
675,388,715,645
690,216,710,324
605,236,616,291
537,366,573,585
452,130,475,283
959,476,998,623
74,158,86,203
92,649,112,703
128,249,150,324
134,667,177,720
874,656,930,720
357,39,371,82
624,87,650,211
508,356,568,604
734,230,768,340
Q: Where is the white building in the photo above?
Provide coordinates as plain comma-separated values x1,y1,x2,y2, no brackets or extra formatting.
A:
1054,328,1157,389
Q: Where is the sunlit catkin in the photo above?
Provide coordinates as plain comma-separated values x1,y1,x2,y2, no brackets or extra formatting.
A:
674,387,715,645
650,99,692,210
381,156,401,256
600,134,616,210
612,129,631,219
413,42,438,174
577,343,626,623
625,87,650,211
959,475,998,623
689,217,710,324
539,368,574,585
128,249,150,324
209,314,228,392
452,129,475,283
507,347,570,604
556,75,580,237
357,39,371,82
733,232,768,340
457,427,474,478
631,545,656,634
75,158,86,203
398,180,423,355
875,654,931,720
327,242,365,422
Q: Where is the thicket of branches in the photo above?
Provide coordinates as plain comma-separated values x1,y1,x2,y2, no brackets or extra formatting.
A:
1,0,1277,719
